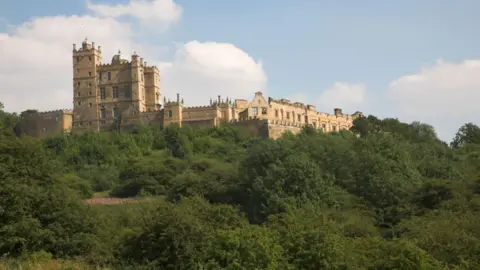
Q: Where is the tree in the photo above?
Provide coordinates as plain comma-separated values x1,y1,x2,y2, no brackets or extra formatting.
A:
451,123,480,148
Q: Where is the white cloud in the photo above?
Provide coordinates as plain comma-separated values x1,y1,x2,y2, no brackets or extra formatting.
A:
0,0,266,113
388,59,480,140
160,41,266,104
87,0,182,27
0,15,139,112
317,82,367,113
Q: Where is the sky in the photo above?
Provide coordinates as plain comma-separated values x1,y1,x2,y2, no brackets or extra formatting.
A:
0,0,479,142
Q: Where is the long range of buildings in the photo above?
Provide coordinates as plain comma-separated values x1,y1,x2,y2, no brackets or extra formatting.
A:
18,38,363,139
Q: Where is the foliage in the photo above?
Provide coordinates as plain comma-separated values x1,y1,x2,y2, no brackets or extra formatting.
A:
2,102,480,269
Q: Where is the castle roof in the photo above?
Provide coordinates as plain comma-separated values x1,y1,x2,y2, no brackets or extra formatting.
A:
111,50,129,64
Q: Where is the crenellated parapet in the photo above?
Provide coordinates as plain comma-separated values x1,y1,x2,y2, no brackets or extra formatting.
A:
37,109,73,115
268,97,308,109
97,63,128,69
184,105,217,110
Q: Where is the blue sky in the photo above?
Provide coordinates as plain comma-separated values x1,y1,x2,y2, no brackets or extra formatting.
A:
1,0,479,141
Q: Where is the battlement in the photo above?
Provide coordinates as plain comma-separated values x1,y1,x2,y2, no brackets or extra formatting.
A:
185,105,218,110
144,65,159,72
73,37,101,53
36,109,73,115
269,97,308,109
316,111,355,120
143,65,158,69
98,63,128,68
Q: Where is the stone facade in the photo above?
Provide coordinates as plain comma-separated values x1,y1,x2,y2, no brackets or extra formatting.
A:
71,38,161,133
18,109,73,139
19,39,363,139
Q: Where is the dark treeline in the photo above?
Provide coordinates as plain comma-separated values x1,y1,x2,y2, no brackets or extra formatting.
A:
1,101,480,269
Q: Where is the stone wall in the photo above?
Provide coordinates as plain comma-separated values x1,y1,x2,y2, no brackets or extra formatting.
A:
182,119,217,129
18,110,73,139
267,121,303,139
230,119,270,138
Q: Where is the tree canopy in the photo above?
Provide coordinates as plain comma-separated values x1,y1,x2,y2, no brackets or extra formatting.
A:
1,103,480,269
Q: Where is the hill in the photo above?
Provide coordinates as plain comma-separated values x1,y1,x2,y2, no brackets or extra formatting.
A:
1,101,480,269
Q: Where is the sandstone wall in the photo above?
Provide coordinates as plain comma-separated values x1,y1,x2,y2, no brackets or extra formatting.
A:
267,121,303,139
230,119,269,138
183,119,217,129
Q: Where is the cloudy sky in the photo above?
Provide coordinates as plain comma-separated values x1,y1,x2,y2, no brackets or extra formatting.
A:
0,0,479,142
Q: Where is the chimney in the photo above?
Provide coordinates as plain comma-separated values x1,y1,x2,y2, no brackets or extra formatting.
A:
210,98,212,105
72,44,76,51
177,93,180,103
98,46,101,52
144,61,147,66
92,42,95,49
218,95,221,104
140,58,144,65
334,108,342,116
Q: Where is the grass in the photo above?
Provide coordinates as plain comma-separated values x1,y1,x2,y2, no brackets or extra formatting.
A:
0,259,107,270
92,191,110,198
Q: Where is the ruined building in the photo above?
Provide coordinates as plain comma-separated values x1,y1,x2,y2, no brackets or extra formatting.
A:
19,38,363,139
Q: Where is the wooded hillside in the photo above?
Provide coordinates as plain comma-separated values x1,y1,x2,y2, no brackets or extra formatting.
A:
1,101,480,269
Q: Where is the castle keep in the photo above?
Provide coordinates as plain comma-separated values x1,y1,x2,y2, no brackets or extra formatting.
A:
19,38,363,139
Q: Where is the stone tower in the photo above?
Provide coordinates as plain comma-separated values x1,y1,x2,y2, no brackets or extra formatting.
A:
163,94,183,127
72,37,102,132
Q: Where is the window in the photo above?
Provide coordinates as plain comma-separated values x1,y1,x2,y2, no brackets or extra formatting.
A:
286,112,290,119
77,101,81,106
168,110,172,118
332,125,337,131
88,72,92,76
322,124,326,131
76,68,79,74
100,88,106,99
113,107,120,119
55,116,59,122
258,100,261,104
107,72,111,81
100,108,106,119
88,82,92,87
77,92,80,96
262,108,267,115
76,57,80,62
298,114,301,122
88,56,91,60
275,110,279,117
124,85,131,98
88,103,92,107
89,91,92,95
112,87,118,98
252,108,258,115
98,72,102,82
77,82,81,87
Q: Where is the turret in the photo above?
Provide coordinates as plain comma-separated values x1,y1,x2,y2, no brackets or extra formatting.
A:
163,94,184,127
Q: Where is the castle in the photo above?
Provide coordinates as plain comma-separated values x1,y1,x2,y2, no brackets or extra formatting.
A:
18,38,363,139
